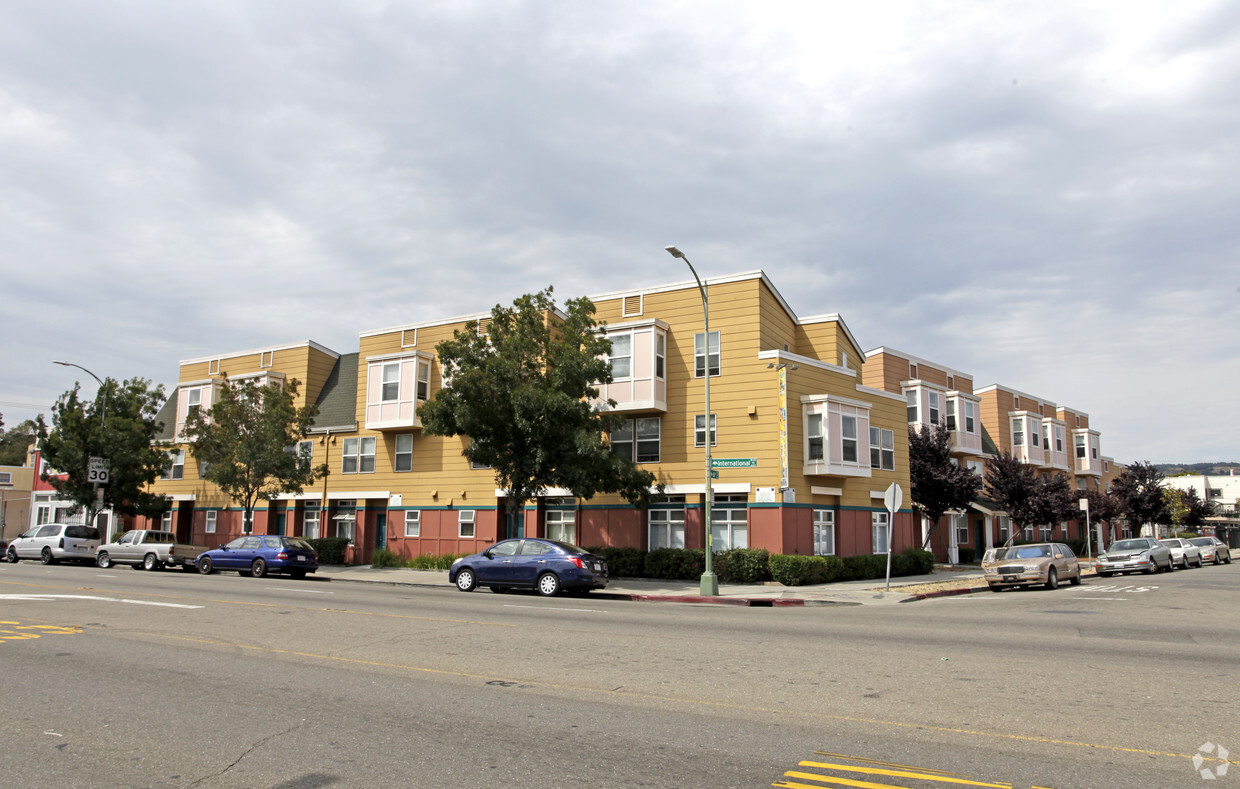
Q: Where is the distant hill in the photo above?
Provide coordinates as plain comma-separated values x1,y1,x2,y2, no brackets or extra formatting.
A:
1157,462,1240,477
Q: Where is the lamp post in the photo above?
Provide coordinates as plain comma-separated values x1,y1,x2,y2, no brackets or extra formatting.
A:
53,360,108,533
665,245,718,596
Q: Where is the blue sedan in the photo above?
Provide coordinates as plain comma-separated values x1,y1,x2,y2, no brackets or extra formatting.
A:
197,535,318,578
449,538,608,596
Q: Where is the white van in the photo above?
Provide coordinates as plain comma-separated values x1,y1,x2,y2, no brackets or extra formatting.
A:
6,523,102,565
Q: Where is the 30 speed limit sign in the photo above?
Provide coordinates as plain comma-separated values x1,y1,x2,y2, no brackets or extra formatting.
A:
88,456,110,485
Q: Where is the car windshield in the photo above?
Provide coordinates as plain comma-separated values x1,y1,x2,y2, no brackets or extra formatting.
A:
1110,539,1149,551
1188,538,1212,546
993,545,1051,560
1158,540,1180,547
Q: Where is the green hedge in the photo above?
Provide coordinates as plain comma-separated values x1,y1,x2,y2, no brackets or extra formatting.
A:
644,548,705,580
369,550,464,570
715,548,772,584
957,547,976,565
585,546,646,578
769,554,842,586
307,537,350,565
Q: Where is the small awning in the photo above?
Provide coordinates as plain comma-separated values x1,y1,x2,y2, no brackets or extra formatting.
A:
969,496,1007,518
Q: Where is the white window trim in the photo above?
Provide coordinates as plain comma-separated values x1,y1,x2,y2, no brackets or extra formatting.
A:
694,414,717,448
458,510,476,538
694,330,721,378
404,510,421,537
205,510,217,534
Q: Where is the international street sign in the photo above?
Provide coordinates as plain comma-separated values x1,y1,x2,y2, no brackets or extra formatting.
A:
711,458,757,469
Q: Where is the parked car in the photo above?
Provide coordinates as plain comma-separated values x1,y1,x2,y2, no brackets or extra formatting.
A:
196,535,318,578
95,529,208,571
449,538,608,596
1188,536,1232,565
5,523,101,565
1095,537,1173,576
981,542,1082,591
1159,538,1203,569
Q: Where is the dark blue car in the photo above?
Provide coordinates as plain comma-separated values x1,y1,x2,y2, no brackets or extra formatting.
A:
449,538,608,596
197,535,318,578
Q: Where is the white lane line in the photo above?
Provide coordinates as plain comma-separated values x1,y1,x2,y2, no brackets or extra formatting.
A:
503,604,606,613
1072,597,1128,600
0,594,203,609
263,587,332,594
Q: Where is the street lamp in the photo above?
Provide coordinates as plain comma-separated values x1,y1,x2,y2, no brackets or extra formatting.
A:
665,245,718,596
53,360,108,532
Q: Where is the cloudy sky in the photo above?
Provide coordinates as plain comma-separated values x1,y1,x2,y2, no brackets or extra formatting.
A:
2,1,1237,464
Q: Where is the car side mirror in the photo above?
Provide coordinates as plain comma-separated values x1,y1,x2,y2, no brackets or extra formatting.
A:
482,550,492,558
1054,553,1063,559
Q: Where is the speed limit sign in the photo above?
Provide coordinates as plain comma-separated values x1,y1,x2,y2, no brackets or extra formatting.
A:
88,456,110,485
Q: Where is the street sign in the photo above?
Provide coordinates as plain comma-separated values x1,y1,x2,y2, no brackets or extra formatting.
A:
88,456,110,485
883,482,903,514
711,458,757,469
710,469,719,479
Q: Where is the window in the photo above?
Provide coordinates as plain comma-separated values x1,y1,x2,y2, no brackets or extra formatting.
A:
840,351,849,369
655,333,665,379
649,498,685,549
1042,425,1050,451
1040,523,1051,541
458,510,476,538
872,512,889,553
0,471,10,485
694,331,720,377
711,495,747,551
813,509,835,556
404,510,420,537
416,360,431,401
694,414,717,448
964,402,976,433
242,509,254,535
333,501,356,544
945,400,956,431
166,449,185,480
953,515,969,546
381,362,400,402
545,505,575,543
841,416,858,463
208,359,220,374
999,516,1011,543
303,507,321,539
1091,441,1098,460
161,511,173,531
342,437,377,473
395,434,413,472
928,392,940,424
869,427,895,471
609,334,632,379
205,510,217,534
906,390,918,423
1012,418,1024,447
966,459,983,476
186,387,202,418
611,418,660,462
807,413,824,460
261,350,274,367
1075,435,1087,459
1030,421,1039,448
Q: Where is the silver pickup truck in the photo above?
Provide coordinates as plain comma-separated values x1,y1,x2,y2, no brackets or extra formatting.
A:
95,530,208,572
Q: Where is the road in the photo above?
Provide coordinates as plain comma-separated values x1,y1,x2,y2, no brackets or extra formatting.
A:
1,560,1236,788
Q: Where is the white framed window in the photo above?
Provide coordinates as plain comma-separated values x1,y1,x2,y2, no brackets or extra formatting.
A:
655,333,665,379
208,359,220,375
609,334,632,379
395,434,414,472
813,509,835,556
1042,425,1051,451
872,511,889,554
694,330,720,378
928,391,940,424
186,387,202,419
1030,420,1040,448
1055,426,1065,452
964,401,976,433
1075,435,1087,459
906,390,918,423
342,437,377,473
333,501,356,544
458,510,476,538
710,494,747,551
165,449,185,480
205,510,217,534
611,417,660,463
303,508,321,539
966,459,983,476
999,516,1011,543
545,506,575,543
416,359,431,401
261,350,274,368
694,414,717,448
381,362,400,402
945,400,956,430
1012,418,1024,447
404,510,420,537
869,427,895,471
0,471,11,485
953,515,969,546
841,415,858,463
242,510,254,535
649,498,685,549
161,511,173,531
807,413,824,460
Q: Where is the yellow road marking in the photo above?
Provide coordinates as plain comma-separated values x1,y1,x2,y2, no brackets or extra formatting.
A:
777,775,907,789
813,752,961,776
798,760,1011,787
0,621,84,642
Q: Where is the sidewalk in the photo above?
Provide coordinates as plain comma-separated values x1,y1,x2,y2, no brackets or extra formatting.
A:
313,563,991,607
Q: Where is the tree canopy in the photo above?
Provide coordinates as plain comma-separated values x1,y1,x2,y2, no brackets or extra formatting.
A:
36,377,171,527
183,378,325,530
1164,486,1213,532
907,424,982,548
984,453,1079,544
418,288,658,534
1110,461,1168,537
0,415,39,467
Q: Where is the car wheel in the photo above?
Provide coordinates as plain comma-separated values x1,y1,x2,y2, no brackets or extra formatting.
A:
5,547,17,563
198,557,214,575
251,559,268,578
41,547,55,565
1224,553,1232,565
1069,570,1082,586
143,553,161,571
1045,567,1059,590
1194,556,1203,568
537,572,561,596
97,552,112,569
455,568,476,592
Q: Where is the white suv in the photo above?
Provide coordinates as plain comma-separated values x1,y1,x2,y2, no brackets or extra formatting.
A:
6,523,102,565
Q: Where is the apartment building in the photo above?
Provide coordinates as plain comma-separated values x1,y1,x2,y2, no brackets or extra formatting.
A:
1,457,34,545
134,271,917,564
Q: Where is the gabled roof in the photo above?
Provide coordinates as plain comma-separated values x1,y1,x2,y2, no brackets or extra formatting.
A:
153,394,177,442
310,353,359,432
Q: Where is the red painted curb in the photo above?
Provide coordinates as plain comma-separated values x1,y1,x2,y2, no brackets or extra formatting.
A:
899,585,989,602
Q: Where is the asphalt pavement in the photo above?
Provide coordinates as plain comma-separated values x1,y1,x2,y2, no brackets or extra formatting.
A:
313,562,992,606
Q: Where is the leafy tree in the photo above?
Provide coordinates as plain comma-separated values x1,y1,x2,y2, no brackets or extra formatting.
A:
183,378,325,532
419,288,658,536
1165,486,1213,532
1110,461,1168,538
0,415,39,466
984,452,1042,543
36,378,171,531
1083,487,1122,550
907,424,981,549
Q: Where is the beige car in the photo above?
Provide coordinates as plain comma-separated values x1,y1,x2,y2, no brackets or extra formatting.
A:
982,542,1082,591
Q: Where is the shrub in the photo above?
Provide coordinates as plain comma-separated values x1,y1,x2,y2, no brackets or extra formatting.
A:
307,537,350,565
410,553,463,570
715,548,771,584
769,554,842,586
586,546,645,578
645,548,705,580
900,548,934,575
370,549,403,568
956,547,976,565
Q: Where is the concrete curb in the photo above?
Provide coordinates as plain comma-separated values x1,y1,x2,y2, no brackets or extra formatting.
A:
898,585,991,602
